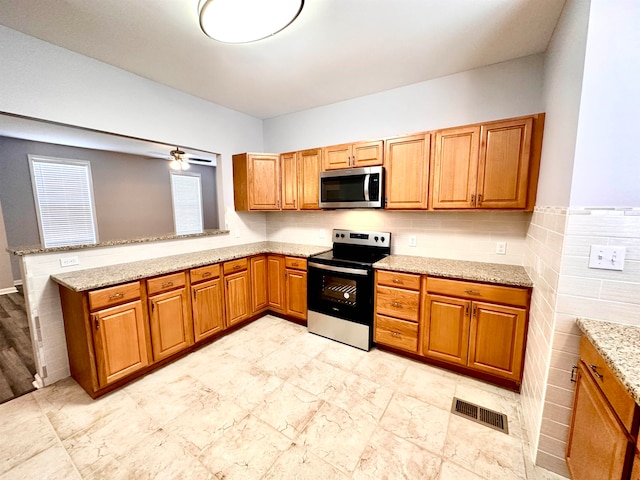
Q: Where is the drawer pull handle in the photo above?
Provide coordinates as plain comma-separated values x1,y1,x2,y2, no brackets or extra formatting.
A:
161,281,174,287
570,365,578,383
391,301,403,308
202,272,211,278
392,278,403,284
233,265,241,270
391,331,401,337
589,364,604,379
465,290,481,295
292,262,299,267
108,292,125,300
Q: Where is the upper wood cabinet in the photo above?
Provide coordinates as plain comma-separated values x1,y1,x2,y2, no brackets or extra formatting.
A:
298,148,321,210
431,115,542,210
280,148,322,211
384,133,430,209
233,153,281,211
280,152,298,210
323,140,383,170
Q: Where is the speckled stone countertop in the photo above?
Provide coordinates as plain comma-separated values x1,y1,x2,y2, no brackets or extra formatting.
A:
8,230,229,256
51,242,330,292
373,255,533,287
577,318,640,406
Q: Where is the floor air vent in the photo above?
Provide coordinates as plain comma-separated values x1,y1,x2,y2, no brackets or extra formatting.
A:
451,397,509,434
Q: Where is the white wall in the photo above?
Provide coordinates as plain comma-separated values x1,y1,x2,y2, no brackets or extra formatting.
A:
570,0,640,207
535,0,591,208
263,54,545,152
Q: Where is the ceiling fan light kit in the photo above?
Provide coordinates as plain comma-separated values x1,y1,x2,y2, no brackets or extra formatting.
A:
169,148,190,170
198,0,304,44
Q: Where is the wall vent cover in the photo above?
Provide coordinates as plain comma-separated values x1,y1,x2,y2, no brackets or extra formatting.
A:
451,397,509,434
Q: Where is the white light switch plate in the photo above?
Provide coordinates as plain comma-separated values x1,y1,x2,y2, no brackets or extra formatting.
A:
60,256,79,267
496,241,507,255
589,245,625,271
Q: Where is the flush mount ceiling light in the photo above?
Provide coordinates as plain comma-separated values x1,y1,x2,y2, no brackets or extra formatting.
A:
169,148,190,171
198,0,304,44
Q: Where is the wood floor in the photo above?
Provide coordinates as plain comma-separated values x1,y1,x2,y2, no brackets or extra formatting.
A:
0,287,36,404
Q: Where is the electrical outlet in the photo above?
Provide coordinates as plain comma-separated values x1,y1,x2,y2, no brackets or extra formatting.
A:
319,229,326,239
589,245,625,271
408,235,417,247
496,242,507,255
60,256,79,267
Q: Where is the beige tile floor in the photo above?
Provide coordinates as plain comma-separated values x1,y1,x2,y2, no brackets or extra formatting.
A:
0,315,566,479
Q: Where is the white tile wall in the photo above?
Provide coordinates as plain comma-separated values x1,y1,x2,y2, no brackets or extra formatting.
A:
522,207,640,477
19,210,267,386
266,210,531,264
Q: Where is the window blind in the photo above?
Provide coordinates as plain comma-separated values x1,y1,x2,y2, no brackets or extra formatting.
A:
29,156,98,248
171,172,204,235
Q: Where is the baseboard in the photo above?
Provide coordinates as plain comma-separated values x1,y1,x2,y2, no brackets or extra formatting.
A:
13,279,23,287
0,286,18,295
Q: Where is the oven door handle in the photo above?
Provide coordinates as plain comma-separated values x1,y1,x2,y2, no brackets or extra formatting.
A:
308,262,369,276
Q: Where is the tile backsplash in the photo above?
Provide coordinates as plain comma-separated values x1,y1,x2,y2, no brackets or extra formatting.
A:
266,210,532,265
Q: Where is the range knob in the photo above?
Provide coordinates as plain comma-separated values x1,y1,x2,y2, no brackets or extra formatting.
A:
335,233,339,238
381,236,385,243
340,234,345,238
374,236,379,242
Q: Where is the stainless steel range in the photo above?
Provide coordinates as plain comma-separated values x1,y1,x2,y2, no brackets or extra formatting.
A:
307,229,391,351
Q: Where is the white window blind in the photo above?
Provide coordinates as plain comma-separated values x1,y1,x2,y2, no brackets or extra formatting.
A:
171,172,203,235
28,155,98,248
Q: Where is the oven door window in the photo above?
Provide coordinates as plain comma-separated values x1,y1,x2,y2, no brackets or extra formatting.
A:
307,267,373,325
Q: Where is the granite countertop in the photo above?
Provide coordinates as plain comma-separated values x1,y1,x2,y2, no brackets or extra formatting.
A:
51,242,330,292
8,230,229,256
576,318,640,406
373,255,533,287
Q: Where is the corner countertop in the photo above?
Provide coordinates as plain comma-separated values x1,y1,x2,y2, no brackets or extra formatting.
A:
373,255,533,288
51,242,330,292
576,318,640,406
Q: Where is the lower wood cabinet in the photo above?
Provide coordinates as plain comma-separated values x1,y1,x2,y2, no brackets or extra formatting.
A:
93,299,149,387
224,258,251,327
566,336,639,479
250,255,269,313
267,255,285,311
285,257,307,320
190,264,225,342
374,269,531,388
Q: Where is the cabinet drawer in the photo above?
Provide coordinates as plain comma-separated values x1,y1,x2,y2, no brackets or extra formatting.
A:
580,336,638,432
147,272,186,295
224,258,248,274
285,257,306,271
375,314,418,353
426,277,529,307
377,270,421,291
190,264,221,284
376,285,420,322
88,281,141,311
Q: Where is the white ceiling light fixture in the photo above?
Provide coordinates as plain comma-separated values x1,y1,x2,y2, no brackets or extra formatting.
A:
198,0,304,44
169,148,190,171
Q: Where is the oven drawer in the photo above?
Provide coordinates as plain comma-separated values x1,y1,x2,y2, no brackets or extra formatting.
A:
375,285,420,322
377,270,421,291
375,314,418,353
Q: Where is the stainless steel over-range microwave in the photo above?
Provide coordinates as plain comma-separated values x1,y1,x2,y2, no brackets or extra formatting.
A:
319,166,384,209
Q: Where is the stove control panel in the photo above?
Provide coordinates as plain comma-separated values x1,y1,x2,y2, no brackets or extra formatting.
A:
332,229,391,248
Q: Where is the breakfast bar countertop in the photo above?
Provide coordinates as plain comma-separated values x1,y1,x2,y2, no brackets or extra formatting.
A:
50,241,330,292
576,318,640,406
373,255,533,288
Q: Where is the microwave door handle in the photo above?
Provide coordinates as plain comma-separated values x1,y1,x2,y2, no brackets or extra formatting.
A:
363,174,370,201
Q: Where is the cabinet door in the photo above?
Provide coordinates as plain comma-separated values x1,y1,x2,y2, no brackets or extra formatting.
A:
432,126,480,209
566,362,632,480
281,152,298,210
467,301,526,381
267,255,285,312
149,288,192,362
225,271,251,326
421,294,470,366
298,148,321,210
477,117,532,209
285,269,307,320
192,278,225,342
250,255,269,313
353,140,384,167
323,144,352,170
93,300,149,387
384,134,430,209
249,154,280,210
